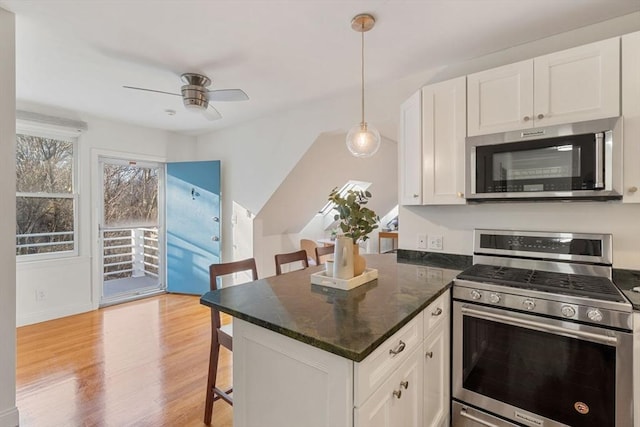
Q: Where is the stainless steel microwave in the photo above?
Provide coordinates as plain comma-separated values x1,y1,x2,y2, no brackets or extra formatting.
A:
466,117,623,201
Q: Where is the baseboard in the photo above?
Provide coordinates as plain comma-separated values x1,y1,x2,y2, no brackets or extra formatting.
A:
0,406,19,427
17,302,95,327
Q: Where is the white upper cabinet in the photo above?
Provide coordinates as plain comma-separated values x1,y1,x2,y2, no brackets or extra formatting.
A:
467,60,533,136
468,37,620,136
422,77,467,205
622,31,640,203
399,90,423,205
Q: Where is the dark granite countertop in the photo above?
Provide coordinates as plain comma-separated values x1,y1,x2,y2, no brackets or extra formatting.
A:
200,254,459,362
613,269,640,311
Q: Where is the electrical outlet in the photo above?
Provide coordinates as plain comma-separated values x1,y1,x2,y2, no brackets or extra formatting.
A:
417,234,427,249
428,235,443,250
35,288,46,301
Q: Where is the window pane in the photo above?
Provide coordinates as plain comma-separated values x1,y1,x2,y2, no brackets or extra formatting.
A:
16,134,73,193
16,197,74,255
103,164,158,227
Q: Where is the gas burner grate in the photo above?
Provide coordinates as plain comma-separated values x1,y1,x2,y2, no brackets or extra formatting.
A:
458,264,625,302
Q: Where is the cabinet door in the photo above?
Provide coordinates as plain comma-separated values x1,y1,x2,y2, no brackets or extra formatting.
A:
233,319,353,427
423,321,450,427
399,90,423,205
355,346,423,427
422,77,466,205
534,37,620,127
467,60,533,136
622,31,640,203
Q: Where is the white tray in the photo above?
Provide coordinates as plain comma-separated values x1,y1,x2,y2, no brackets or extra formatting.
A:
310,268,378,291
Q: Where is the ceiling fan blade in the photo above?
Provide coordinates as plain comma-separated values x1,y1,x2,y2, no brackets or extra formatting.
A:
123,86,181,97
208,88,249,102
202,104,222,121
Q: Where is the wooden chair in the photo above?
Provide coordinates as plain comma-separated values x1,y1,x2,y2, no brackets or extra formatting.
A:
315,245,334,266
205,258,258,425
299,238,319,265
274,249,309,275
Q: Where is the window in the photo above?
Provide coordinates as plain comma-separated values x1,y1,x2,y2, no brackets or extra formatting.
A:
16,131,78,257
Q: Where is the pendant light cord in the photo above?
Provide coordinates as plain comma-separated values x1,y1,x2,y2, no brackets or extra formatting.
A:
360,25,365,126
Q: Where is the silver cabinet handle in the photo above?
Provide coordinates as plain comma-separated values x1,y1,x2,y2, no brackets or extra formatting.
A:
413,194,419,198
537,113,545,119
389,340,406,356
425,351,433,359
431,307,443,316
456,192,464,198
523,116,530,122
400,380,409,389
392,389,402,399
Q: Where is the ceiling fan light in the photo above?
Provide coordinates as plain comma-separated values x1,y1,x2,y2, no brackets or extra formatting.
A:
346,122,381,158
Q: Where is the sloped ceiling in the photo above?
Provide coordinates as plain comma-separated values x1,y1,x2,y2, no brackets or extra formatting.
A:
1,0,639,135
257,131,397,236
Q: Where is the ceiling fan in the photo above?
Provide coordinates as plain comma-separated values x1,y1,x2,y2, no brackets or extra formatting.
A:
123,73,249,121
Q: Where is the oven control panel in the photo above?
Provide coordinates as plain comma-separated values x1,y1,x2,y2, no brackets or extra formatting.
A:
453,280,632,330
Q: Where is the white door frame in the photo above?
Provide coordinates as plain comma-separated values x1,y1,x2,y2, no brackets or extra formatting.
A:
90,148,166,309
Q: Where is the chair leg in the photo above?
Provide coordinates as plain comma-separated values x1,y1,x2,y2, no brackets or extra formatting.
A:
204,341,221,425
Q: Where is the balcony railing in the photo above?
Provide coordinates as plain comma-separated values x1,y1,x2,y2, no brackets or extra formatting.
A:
102,227,159,281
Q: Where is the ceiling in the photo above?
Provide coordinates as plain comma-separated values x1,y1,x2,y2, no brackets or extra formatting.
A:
2,0,639,136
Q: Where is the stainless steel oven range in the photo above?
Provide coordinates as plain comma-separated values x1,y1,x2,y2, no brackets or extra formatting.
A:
452,230,633,427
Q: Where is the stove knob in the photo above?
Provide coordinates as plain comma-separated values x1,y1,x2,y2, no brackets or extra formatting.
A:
561,305,576,318
587,308,603,322
489,293,501,304
522,299,535,310
470,290,482,300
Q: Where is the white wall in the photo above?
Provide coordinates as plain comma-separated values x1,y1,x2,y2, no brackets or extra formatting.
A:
0,7,18,427
399,14,640,271
15,102,198,326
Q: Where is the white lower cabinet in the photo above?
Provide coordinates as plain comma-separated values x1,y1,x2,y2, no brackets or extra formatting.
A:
423,321,450,427
233,291,452,427
355,345,424,427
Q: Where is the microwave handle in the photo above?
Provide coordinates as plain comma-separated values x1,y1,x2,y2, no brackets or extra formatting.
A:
594,132,604,189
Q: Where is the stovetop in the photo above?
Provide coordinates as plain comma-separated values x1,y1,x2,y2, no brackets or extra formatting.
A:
457,264,627,303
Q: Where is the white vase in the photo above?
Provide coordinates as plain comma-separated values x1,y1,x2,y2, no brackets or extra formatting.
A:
333,237,354,279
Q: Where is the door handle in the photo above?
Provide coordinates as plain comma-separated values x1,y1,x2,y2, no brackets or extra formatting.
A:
211,236,220,242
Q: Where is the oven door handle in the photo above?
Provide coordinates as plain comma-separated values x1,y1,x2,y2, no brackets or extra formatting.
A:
459,407,501,427
461,306,618,346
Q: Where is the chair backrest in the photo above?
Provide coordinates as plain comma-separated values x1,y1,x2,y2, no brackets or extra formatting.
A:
209,258,258,329
299,239,318,265
274,250,309,275
315,245,334,266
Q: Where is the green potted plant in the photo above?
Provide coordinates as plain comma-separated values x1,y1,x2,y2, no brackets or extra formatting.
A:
328,187,379,276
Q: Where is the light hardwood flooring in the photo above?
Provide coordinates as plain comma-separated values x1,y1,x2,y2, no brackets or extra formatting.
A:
16,294,233,427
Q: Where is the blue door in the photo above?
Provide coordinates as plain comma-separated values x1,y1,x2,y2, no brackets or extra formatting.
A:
166,160,221,294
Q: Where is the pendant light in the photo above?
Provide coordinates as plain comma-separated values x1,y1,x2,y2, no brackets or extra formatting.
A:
346,13,381,158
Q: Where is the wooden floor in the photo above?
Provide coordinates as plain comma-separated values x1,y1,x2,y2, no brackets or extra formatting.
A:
16,294,233,427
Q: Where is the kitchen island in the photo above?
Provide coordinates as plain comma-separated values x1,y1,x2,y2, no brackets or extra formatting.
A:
200,254,459,427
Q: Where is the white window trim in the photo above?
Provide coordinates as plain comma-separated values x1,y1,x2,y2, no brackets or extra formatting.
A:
16,121,81,261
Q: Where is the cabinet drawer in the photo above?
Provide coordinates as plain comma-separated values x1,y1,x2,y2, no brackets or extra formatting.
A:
354,313,424,407
423,290,450,337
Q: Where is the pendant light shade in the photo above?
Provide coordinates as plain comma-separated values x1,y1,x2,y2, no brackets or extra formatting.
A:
346,13,380,158
346,122,381,158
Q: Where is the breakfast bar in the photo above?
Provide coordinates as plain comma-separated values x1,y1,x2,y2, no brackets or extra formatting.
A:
200,254,459,427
